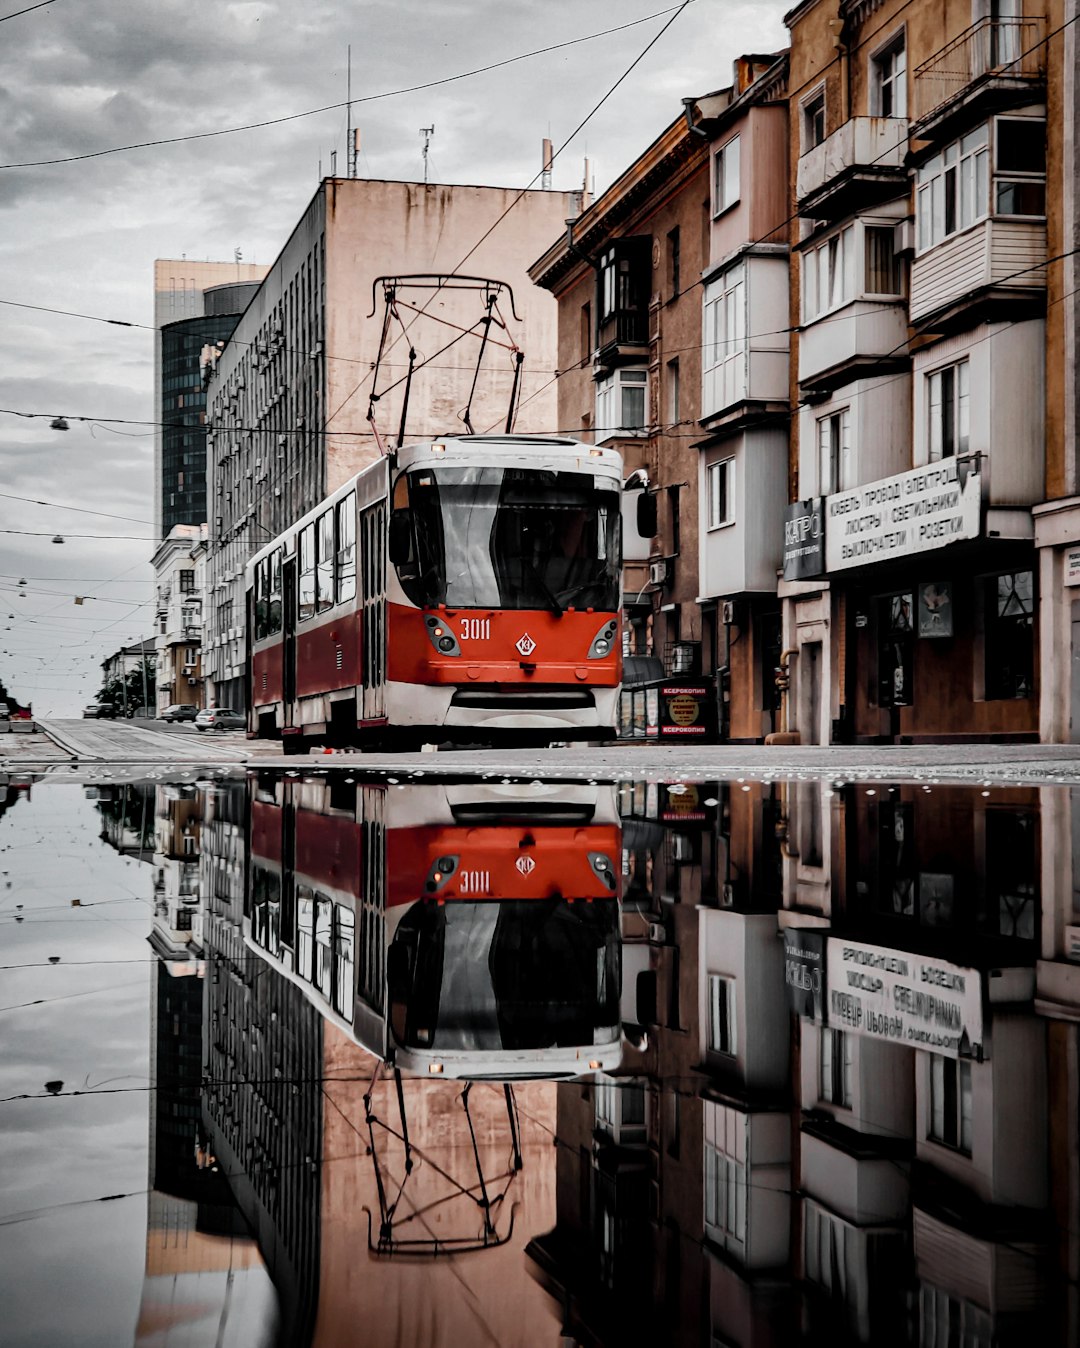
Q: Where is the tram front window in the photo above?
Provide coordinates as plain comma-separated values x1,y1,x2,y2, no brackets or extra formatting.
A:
388,899,620,1053
393,467,621,612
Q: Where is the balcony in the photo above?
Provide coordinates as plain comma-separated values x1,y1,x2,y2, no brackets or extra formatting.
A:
799,301,909,391
909,218,1046,325
912,17,1046,141
796,118,908,221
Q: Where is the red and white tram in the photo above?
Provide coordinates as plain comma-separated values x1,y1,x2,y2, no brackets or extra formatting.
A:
246,435,625,749
246,774,623,1079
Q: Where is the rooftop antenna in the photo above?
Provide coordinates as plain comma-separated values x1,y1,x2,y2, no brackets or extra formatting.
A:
346,45,357,179
541,138,553,190
420,125,435,184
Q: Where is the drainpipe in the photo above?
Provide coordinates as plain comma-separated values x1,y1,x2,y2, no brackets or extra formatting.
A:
765,647,801,746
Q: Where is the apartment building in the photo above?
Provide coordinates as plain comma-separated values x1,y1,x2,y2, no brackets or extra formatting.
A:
781,0,1056,743
151,524,207,715
202,177,577,711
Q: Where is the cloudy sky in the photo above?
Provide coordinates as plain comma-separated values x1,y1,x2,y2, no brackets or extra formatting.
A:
0,0,787,714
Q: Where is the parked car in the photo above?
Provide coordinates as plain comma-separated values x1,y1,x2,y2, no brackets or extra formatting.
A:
82,702,116,719
194,707,245,732
159,704,198,722
0,701,9,720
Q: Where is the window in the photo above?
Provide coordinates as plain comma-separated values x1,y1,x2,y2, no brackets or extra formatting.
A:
316,510,334,612
333,905,354,1018
916,119,1045,252
595,1078,646,1142
804,1202,851,1296
821,1028,853,1106
817,409,850,496
667,358,680,425
927,361,969,460
864,225,902,295
179,569,195,592
268,548,282,635
667,226,681,298
872,33,907,118
596,367,648,436
580,301,592,365
929,1055,973,1153
713,135,741,215
704,1144,747,1245
803,226,855,321
707,973,736,1054
335,492,356,603
803,90,826,151
298,523,316,621
984,570,1034,700
707,459,734,531
702,263,747,411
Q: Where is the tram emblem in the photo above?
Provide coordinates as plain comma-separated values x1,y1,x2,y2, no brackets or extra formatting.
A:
515,855,536,877
515,632,537,657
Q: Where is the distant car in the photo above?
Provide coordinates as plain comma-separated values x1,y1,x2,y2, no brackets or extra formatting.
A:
159,704,198,722
194,707,245,732
0,701,9,720
82,702,116,719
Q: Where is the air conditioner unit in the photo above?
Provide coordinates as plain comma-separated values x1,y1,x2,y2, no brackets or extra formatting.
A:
895,218,915,255
721,600,735,625
647,921,666,944
187,677,198,686
649,559,668,586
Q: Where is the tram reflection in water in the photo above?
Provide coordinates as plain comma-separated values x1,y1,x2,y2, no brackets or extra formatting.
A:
245,774,623,1080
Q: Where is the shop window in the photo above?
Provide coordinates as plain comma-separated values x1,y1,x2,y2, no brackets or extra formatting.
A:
871,32,907,118
984,570,1034,699
707,974,737,1055
803,89,826,152
927,361,969,461
707,459,734,531
817,408,850,496
929,1055,973,1153
878,592,914,706
712,135,741,215
821,1028,853,1106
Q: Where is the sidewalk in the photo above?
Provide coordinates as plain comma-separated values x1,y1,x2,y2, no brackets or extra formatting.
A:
0,728,72,764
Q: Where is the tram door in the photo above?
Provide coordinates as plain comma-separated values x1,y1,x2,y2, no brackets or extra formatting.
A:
282,557,297,727
360,503,387,722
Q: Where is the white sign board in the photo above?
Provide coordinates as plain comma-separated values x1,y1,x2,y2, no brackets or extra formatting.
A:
1065,548,1080,586
826,938,984,1060
825,460,981,572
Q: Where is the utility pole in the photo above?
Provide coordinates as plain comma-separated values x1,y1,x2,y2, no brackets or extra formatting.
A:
119,653,128,717
420,125,435,184
140,652,150,715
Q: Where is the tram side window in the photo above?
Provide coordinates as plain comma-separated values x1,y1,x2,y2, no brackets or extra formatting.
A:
268,548,282,635
317,510,334,613
254,560,269,641
299,523,316,621
336,493,356,603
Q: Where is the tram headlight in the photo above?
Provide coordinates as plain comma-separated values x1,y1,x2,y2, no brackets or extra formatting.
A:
424,614,461,656
438,636,455,652
587,618,619,659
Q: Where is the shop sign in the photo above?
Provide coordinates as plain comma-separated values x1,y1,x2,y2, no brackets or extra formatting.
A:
917,582,953,638
783,498,825,581
784,929,826,1021
1065,548,1080,586
826,938,984,1059
661,783,707,822
660,685,709,737
825,460,981,573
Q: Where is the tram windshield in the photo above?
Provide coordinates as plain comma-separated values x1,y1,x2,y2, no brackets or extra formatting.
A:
394,467,621,612
387,899,621,1053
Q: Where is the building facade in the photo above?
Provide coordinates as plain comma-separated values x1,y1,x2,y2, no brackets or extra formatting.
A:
202,177,578,711
153,260,269,542
780,0,1057,744
152,524,208,714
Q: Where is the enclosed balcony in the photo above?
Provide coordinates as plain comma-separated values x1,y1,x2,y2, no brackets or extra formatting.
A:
910,218,1046,325
799,301,908,390
796,118,908,221
912,17,1046,142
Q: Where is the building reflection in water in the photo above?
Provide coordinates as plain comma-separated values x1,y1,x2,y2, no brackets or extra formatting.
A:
100,772,1080,1346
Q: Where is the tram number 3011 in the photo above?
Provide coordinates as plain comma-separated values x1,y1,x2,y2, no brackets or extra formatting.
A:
459,617,491,641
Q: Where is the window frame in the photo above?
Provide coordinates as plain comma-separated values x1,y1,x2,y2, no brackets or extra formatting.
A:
820,1027,854,1107
929,1054,973,1154
817,407,851,496
702,261,747,412
926,359,970,462
595,366,649,438
706,458,735,532
802,86,826,153
298,522,316,623
707,972,737,1054
802,224,856,323
712,135,741,217
335,491,357,604
870,29,908,119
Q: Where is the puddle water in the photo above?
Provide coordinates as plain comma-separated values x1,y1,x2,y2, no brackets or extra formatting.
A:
0,771,1073,1345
